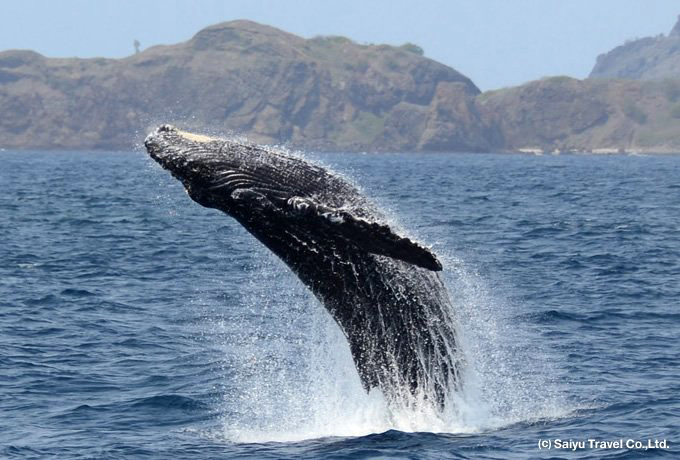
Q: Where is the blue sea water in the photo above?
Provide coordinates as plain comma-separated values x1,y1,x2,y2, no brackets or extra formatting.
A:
1,150,678,459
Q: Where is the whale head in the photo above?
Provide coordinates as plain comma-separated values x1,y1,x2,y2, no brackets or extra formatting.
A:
144,124,443,272
144,124,290,213
145,124,230,188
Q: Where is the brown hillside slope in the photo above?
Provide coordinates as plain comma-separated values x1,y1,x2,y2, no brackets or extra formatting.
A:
478,76,680,153
0,20,499,151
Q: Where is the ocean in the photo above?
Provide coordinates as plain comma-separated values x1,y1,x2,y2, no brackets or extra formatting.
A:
1,150,678,459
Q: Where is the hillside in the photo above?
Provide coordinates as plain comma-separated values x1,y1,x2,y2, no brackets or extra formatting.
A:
2,19,680,153
590,16,680,80
0,20,499,152
479,76,680,153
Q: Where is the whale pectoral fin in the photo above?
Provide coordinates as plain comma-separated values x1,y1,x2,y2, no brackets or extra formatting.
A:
338,213,443,271
285,196,443,271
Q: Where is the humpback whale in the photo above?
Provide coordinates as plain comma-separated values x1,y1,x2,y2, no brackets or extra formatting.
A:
144,125,462,409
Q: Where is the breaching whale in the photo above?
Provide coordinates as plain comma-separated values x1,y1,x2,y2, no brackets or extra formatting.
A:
144,125,462,409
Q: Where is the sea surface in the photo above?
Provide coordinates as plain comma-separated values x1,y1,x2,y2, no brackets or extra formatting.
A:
1,150,678,459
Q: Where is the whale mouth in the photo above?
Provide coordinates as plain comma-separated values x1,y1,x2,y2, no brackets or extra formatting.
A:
145,125,223,165
143,125,174,162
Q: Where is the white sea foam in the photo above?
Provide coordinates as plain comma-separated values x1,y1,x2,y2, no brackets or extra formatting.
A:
207,245,570,444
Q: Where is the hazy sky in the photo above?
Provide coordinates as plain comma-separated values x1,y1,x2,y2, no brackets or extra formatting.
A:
1,0,678,90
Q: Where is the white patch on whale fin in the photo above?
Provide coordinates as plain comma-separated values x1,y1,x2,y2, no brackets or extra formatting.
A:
286,197,443,271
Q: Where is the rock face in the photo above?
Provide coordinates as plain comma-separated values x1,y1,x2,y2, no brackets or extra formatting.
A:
590,16,680,80
0,20,499,151
479,76,680,153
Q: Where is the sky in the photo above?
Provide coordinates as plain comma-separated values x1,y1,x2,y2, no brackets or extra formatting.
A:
1,0,678,91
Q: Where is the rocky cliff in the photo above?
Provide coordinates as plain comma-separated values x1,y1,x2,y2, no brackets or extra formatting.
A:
0,20,499,152
590,16,680,80
479,76,680,153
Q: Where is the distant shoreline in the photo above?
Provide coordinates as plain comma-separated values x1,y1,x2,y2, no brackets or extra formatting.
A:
3,147,680,156
3,20,680,155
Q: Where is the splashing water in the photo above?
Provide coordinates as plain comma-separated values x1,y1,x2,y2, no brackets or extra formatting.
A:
202,240,569,443
441,253,570,430
161,150,575,443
